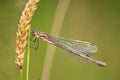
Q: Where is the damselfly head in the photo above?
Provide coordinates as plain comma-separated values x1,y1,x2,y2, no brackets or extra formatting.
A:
32,29,42,38
32,29,38,36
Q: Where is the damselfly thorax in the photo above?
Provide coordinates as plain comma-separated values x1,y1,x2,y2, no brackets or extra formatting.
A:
32,30,54,44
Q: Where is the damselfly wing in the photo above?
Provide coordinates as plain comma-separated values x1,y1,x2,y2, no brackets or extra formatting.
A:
48,36,97,55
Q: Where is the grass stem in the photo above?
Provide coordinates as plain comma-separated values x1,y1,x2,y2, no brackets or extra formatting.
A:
20,70,23,80
26,25,31,80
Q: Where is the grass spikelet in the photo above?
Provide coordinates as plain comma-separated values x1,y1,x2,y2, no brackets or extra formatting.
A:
15,0,39,70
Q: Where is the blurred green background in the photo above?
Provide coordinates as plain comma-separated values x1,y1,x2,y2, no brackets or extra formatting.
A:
0,0,120,80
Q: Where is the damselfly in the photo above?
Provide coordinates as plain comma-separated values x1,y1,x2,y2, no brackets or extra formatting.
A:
32,30,106,67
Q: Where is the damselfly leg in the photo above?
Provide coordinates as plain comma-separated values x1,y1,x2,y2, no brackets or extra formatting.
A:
30,34,39,51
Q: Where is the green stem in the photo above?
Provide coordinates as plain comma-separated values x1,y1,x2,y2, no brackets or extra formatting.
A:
26,25,31,80
20,70,23,80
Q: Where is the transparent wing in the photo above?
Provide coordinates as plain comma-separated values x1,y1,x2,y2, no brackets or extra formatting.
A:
49,36,97,56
